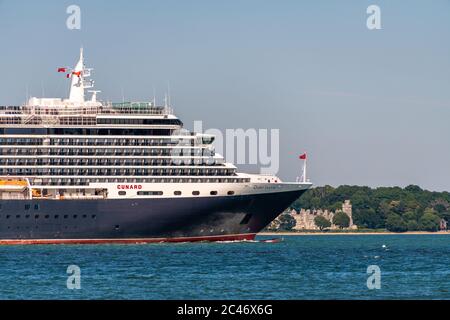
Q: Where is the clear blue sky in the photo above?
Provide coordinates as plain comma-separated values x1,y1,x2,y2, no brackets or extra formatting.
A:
1,0,450,190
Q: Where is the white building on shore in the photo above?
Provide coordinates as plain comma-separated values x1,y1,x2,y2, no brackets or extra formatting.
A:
268,200,357,231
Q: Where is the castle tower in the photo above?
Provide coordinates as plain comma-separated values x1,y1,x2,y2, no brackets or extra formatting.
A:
342,200,353,226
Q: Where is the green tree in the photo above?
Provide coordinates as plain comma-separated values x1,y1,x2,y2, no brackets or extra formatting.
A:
406,220,419,231
330,201,342,212
332,212,350,229
353,208,384,229
437,212,450,223
310,197,321,209
386,213,408,232
403,211,416,222
433,203,446,213
418,211,441,232
314,216,331,231
278,214,296,231
405,185,423,193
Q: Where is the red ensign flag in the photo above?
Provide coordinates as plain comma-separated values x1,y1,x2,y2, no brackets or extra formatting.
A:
57,67,66,73
299,153,307,160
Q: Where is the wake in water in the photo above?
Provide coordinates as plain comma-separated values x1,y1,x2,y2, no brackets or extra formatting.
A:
216,238,284,244
106,238,285,245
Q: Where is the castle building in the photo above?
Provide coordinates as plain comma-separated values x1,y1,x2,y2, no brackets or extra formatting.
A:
268,200,357,231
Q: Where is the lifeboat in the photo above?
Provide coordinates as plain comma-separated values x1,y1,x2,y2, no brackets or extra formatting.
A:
0,179,28,192
32,189,41,197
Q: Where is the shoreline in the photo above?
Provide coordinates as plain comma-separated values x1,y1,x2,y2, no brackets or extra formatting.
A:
258,231,450,236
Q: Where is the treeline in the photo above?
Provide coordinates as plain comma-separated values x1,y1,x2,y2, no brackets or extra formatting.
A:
291,185,449,232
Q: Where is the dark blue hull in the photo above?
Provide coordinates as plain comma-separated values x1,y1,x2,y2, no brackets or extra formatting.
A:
0,189,306,243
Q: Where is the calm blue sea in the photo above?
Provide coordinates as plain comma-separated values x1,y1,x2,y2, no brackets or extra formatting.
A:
0,235,449,300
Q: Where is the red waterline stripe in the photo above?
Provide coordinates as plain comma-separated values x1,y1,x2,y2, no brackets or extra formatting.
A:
0,233,257,245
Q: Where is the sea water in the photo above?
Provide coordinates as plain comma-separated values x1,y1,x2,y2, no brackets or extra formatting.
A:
0,235,448,299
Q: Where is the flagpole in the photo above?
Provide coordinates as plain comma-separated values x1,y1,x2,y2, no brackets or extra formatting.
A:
298,152,307,183
303,157,307,183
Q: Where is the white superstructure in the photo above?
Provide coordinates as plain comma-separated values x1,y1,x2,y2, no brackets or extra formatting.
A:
0,49,311,201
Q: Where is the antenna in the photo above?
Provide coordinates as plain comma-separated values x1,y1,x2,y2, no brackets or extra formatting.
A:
88,90,101,102
152,86,156,107
167,81,171,107
121,87,125,103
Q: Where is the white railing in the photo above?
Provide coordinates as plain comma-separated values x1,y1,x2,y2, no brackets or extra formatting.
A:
0,103,175,126
0,103,173,117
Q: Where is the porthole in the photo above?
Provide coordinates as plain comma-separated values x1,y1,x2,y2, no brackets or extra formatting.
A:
210,191,218,196
192,191,200,196
174,191,182,196
227,191,235,195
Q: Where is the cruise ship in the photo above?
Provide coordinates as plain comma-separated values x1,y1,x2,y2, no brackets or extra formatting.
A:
0,49,312,244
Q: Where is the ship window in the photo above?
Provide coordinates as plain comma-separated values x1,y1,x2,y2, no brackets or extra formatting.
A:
174,191,182,196
83,215,87,218
24,204,31,210
192,191,200,196
210,191,218,196
227,191,235,195
73,215,77,219
137,191,163,196
92,215,97,219
34,215,39,219
55,215,59,219
64,215,68,219
118,191,126,196
34,204,40,210
45,215,49,219
16,215,20,219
